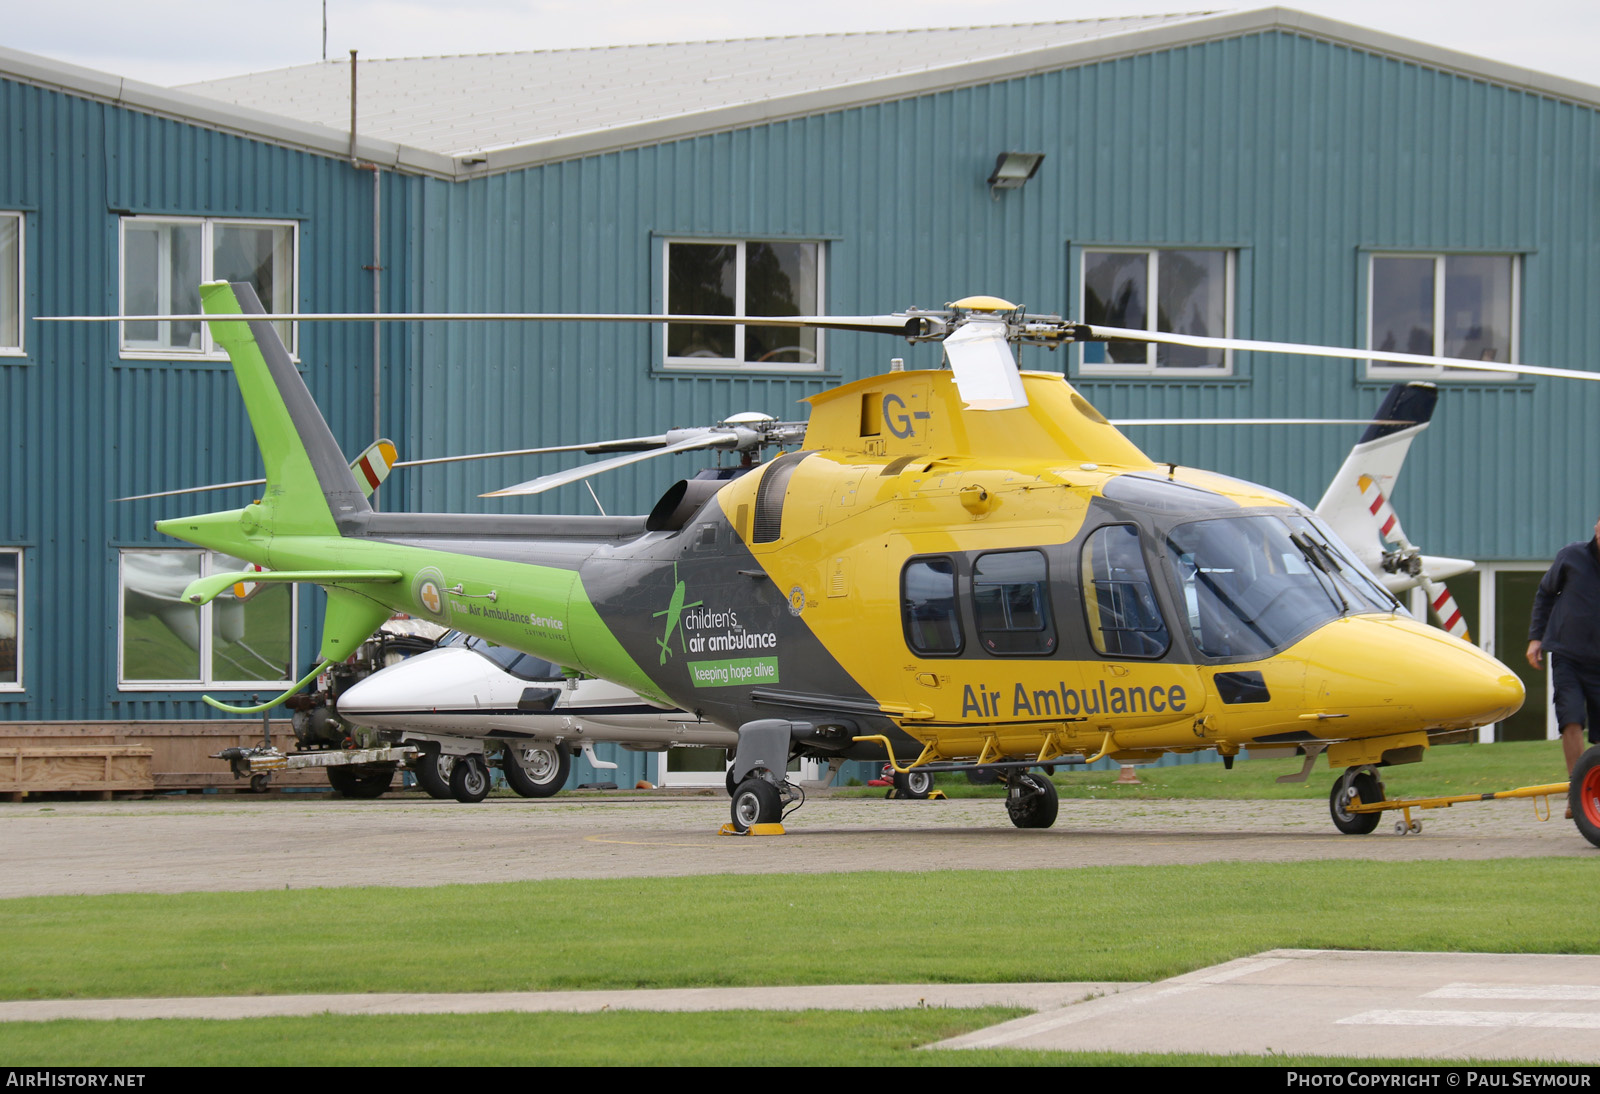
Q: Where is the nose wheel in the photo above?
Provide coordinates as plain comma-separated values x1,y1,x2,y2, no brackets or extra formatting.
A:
1329,767,1384,835
1004,771,1059,829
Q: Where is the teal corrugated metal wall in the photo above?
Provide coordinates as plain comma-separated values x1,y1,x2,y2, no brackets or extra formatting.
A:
0,76,390,720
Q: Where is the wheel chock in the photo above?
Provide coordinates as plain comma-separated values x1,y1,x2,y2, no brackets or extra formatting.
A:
929,790,946,800
718,822,787,836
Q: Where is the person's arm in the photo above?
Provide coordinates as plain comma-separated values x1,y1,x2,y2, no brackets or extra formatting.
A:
1527,553,1568,664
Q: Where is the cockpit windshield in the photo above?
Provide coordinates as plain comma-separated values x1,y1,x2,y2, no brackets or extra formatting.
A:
439,631,565,681
1164,514,1396,659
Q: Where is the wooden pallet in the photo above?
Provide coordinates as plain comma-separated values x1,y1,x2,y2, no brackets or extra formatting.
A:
0,746,155,800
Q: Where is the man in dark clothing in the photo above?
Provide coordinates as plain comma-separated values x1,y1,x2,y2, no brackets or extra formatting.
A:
1526,515,1600,817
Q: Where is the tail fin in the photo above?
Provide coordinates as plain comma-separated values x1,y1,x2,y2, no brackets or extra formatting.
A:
1314,381,1436,568
155,282,399,706
199,280,371,535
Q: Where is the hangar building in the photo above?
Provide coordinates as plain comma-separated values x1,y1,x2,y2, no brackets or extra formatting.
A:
2,7,1596,789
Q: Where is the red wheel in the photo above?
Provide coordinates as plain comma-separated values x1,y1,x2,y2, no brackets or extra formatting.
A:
1570,746,1600,848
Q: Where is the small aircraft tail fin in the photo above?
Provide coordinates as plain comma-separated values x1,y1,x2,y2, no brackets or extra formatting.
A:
196,280,371,536
1314,382,1436,564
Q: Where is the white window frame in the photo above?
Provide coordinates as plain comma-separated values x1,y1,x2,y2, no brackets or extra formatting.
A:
117,549,298,691
661,238,825,372
1365,252,1519,382
0,211,23,357
118,216,298,360
1078,246,1235,377
0,548,21,692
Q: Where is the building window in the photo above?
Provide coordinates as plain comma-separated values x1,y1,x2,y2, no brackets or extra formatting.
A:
0,550,20,690
0,212,21,355
118,550,295,689
1079,248,1233,375
119,217,296,358
663,239,822,370
1367,253,1517,380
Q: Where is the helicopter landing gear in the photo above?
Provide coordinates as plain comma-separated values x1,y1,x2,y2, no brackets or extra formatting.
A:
729,777,784,832
1004,770,1059,829
893,768,934,800
724,719,809,831
1329,766,1384,835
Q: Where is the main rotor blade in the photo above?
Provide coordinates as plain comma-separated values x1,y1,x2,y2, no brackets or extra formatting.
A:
46,311,918,334
1112,418,1411,426
117,439,400,502
116,476,269,503
398,434,674,468
481,432,733,498
1083,325,1600,383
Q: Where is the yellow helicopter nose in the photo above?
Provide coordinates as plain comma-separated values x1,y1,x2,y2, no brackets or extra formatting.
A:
1291,615,1524,731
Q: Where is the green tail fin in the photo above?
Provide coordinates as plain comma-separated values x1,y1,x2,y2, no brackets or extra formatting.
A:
197,281,370,536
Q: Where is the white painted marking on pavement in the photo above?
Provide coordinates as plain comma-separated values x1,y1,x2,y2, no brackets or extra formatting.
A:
1340,1009,1600,1029
1426,983,1600,1001
948,957,1292,1049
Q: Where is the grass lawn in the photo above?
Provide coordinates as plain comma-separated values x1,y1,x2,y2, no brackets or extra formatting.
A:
0,1011,1563,1068
1,858,1592,1001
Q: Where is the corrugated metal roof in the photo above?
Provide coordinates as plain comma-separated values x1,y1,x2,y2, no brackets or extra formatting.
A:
178,15,1217,158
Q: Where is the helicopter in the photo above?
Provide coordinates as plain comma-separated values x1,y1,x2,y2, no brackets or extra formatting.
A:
121,282,1596,838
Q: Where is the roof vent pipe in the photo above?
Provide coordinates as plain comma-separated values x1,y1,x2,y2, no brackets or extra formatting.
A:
348,50,358,165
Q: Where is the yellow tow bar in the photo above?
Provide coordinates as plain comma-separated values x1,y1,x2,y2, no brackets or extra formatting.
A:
1348,780,1571,834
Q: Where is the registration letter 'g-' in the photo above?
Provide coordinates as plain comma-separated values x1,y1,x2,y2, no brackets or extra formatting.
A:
883,393,929,439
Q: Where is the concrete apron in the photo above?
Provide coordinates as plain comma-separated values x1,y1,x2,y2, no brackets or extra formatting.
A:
935,949,1600,1063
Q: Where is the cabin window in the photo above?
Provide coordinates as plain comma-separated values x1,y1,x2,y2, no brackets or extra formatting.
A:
1078,247,1234,376
972,550,1055,655
662,239,823,371
117,550,296,689
119,217,298,359
902,557,963,655
0,213,21,356
1366,253,1517,381
1081,525,1170,658
0,549,20,690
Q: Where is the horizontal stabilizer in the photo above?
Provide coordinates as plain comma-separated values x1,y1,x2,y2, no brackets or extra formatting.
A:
181,569,403,606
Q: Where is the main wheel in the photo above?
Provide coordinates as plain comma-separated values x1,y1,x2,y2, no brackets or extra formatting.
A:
326,764,393,799
894,769,934,799
502,743,570,798
1005,771,1059,829
412,747,453,799
1329,769,1383,835
449,754,490,803
729,778,782,832
1570,745,1600,848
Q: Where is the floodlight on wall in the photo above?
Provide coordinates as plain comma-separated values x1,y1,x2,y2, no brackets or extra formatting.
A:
987,152,1045,196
